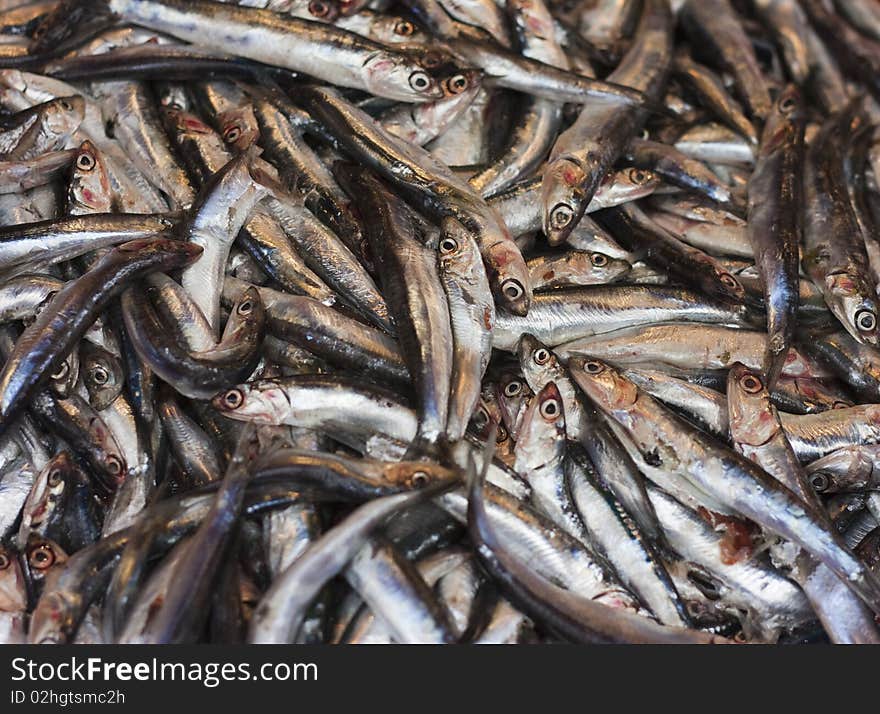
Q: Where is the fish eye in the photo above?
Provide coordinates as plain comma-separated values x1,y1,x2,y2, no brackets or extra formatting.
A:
503,380,523,398
832,400,851,409
439,237,459,254
29,545,55,570
810,472,830,493
91,366,109,385
395,20,415,36
740,374,763,394
856,309,877,333
48,469,63,487
76,152,96,172
223,125,242,143
533,348,551,365
501,279,524,301
105,455,124,477
50,361,69,381
445,74,469,95
719,273,740,290
584,360,605,374
223,389,244,409
238,299,254,315
409,71,432,92
496,424,509,443
628,168,649,184
410,470,429,488
0,553,8,569
778,95,797,114
550,203,574,230
589,253,609,267
59,99,73,112
540,398,560,419
308,0,330,16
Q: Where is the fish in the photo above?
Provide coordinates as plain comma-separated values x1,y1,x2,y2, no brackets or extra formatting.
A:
803,101,879,346
746,86,805,386
338,163,453,453
540,0,672,245
3,0,880,647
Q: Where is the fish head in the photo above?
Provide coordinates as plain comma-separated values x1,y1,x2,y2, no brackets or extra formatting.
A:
218,105,260,152
68,140,113,214
761,85,804,154
83,412,126,493
710,262,747,302
516,382,566,467
437,219,480,275
601,167,660,205
726,363,779,448
0,544,26,612
81,343,124,411
44,95,86,137
469,396,501,443
378,17,427,44
804,447,873,495
484,236,532,317
23,535,68,594
516,334,563,389
362,51,444,102
582,249,631,283
220,286,266,343
213,381,289,424
18,452,78,543
542,156,587,245
568,356,638,413
496,371,533,438
381,460,459,490
439,70,479,99
47,348,79,399
826,272,879,345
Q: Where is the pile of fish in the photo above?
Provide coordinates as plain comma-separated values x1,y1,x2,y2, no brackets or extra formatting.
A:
2,0,880,645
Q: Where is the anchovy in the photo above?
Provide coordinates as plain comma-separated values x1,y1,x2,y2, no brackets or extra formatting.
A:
540,0,671,245
803,101,879,345
493,285,752,352
746,86,805,386
338,163,453,452
98,0,447,102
